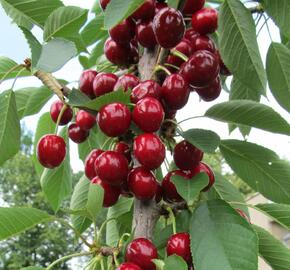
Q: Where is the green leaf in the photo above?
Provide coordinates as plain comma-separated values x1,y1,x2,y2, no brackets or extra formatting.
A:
218,0,266,94
220,140,290,204
21,267,45,270
0,90,21,166
179,128,220,153
153,259,165,270
0,207,52,241
104,0,145,29
167,0,179,9
40,128,72,212
253,225,290,270
164,255,187,270
86,183,104,222
205,100,290,136
190,200,258,270
266,42,290,112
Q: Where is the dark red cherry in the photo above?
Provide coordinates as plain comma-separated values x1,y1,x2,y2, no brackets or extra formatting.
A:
76,110,96,130
179,50,219,87
98,103,131,137
50,100,73,126
91,176,121,207
153,7,185,48
136,20,157,49
128,166,158,200
37,134,66,168
155,1,167,13
114,74,140,92
161,74,190,110
191,8,218,35
117,263,142,270
173,140,203,170
155,182,163,203
131,80,162,103
95,151,129,186
167,233,192,264
182,0,205,15
109,19,135,45
131,0,155,21
100,0,110,10
68,123,89,144
132,97,164,132
126,238,158,270
164,107,177,119
191,162,215,191
114,141,131,162
79,70,98,98
93,72,118,97
216,51,231,76
133,133,165,170
85,149,104,180
191,35,216,53
194,76,221,101
184,28,200,42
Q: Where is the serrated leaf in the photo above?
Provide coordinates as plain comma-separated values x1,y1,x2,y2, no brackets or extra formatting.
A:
164,255,187,270
220,140,290,204
86,183,104,222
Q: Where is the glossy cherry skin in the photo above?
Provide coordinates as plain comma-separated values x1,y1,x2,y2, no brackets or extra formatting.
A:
128,166,158,200
91,176,121,207
114,74,140,92
98,103,131,137
216,51,231,76
191,35,216,53
167,233,192,264
136,20,157,49
194,76,221,101
68,123,89,144
131,80,162,103
133,133,165,170
109,19,135,45
37,134,66,169
84,149,104,180
184,28,200,42
133,97,164,132
191,162,215,191
114,141,131,162
161,74,190,110
117,263,142,270
79,70,98,98
94,151,129,186
155,2,167,13
126,238,158,270
50,100,73,126
76,110,96,130
131,0,155,21
100,0,110,10
191,8,218,35
93,72,118,97
179,50,219,87
182,0,205,15
173,140,203,170
153,7,185,48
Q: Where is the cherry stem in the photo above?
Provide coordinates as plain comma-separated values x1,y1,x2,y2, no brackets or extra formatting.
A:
164,63,179,71
118,233,131,249
166,206,177,234
170,49,188,62
54,104,68,134
177,115,204,125
11,67,27,90
153,64,172,76
96,218,117,245
100,257,105,270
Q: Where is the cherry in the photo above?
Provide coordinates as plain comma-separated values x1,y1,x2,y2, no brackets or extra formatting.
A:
155,182,163,203
191,35,216,53
91,176,121,207
131,80,162,103
153,7,185,48
166,233,192,264
85,149,104,180
94,151,129,186
109,19,135,45
191,162,215,191
133,133,165,170
194,76,221,101
93,72,118,97
131,0,155,21
182,0,205,15
76,110,96,130
120,179,133,198
128,166,158,200
132,97,164,132
50,100,73,126
117,263,142,270
114,74,140,92
164,107,177,119
37,134,66,168
126,238,158,270
79,70,98,98
191,8,218,35
179,50,219,87
236,209,251,223
161,74,190,110
184,28,200,42
155,2,167,13
98,103,131,137
216,51,231,76
68,123,89,144
173,140,203,170
114,141,131,162
136,20,157,49
100,0,110,10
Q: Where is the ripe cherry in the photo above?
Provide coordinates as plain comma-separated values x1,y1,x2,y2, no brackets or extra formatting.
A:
93,72,118,97
37,134,66,168
132,97,164,132
50,100,73,126
126,238,158,270
155,1,167,13
184,28,200,42
131,80,162,103
100,0,110,10
133,133,165,170
94,151,129,186
114,141,131,162
155,182,163,203
191,35,216,53
182,0,205,15
136,20,157,49
216,51,231,76
68,123,89,144
166,233,192,264
191,8,218,35
131,0,155,21
117,263,142,270
76,110,96,130
194,76,221,101
161,74,190,110
91,176,121,207
98,103,131,137
79,70,98,98
191,162,215,191
85,149,104,180
114,74,140,92
109,19,135,45
173,140,203,170
153,7,185,48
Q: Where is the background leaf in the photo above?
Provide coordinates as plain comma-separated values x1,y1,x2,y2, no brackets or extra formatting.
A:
0,57,30,81
86,183,104,222
164,255,187,270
